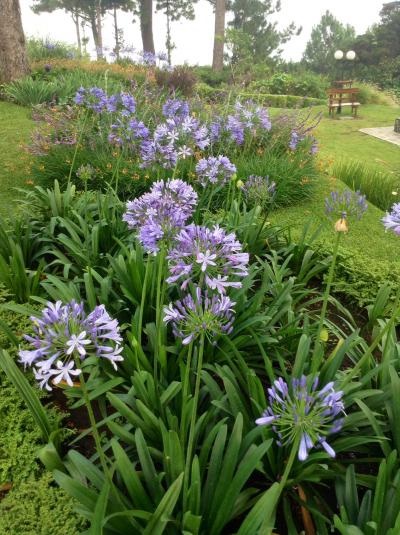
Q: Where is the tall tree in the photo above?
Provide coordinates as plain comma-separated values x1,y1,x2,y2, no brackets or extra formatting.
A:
0,0,29,82
302,11,356,74
227,0,300,63
138,0,155,54
212,0,226,71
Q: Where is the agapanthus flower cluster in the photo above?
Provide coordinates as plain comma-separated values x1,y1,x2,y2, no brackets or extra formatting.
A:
242,175,276,208
195,155,236,187
382,203,400,235
167,224,249,292
109,117,149,147
140,115,210,169
163,287,235,345
18,301,123,391
123,179,198,253
74,87,109,113
74,88,136,116
210,102,272,146
289,130,303,151
256,376,344,461
234,101,272,131
325,189,368,230
162,99,190,124
140,50,168,66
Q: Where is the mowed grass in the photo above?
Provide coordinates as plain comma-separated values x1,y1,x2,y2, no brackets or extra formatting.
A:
268,103,400,301
269,173,400,302
0,102,33,217
314,104,400,174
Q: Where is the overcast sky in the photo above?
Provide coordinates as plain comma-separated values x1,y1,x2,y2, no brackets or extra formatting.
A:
20,0,385,64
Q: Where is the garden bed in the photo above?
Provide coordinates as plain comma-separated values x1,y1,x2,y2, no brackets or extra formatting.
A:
1,80,400,534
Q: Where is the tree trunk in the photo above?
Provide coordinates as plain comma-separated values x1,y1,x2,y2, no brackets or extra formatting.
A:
90,14,100,58
212,0,226,71
140,0,155,54
72,10,82,56
0,0,29,83
113,4,120,60
96,1,104,58
166,1,172,65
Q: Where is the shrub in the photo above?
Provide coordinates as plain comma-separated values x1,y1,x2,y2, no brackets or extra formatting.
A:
193,65,232,87
155,64,197,96
30,58,149,86
3,77,60,106
248,72,330,99
26,37,81,61
193,86,325,108
355,82,397,105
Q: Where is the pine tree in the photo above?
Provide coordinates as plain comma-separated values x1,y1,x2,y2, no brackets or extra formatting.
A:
228,0,300,63
302,11,356,74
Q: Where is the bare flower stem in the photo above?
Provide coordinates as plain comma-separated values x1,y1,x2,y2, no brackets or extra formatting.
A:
311,231,341,373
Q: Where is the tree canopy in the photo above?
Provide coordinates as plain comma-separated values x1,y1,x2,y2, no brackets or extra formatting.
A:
302,10,356,74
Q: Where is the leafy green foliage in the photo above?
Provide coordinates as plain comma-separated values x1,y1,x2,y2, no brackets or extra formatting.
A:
26,36,81,61
248,71,329,99
335,453,400,535
226,0,300,63
303,10,356,75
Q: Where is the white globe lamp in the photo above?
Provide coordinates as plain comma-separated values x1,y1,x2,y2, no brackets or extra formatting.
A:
346,50,356,60
334,50,344,60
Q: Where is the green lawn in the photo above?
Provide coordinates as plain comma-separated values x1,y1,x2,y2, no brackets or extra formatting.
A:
0,102,33,217
269,103,400,303
314,104,400,173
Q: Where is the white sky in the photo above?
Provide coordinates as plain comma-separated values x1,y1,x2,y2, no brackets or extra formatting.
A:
20,0,385,64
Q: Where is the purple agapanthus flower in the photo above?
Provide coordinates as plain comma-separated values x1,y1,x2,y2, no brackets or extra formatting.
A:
382,203,400,235
18,301,123,391
123,179,198,253
256,375,344,461
325,190,368,222
167,224,249,292
289,130,302,151
195,155,237,187
163,286,236,345
310,137,318,155
120,93,136,115
162,99,190,123
141,50,157,65
74,87,109,113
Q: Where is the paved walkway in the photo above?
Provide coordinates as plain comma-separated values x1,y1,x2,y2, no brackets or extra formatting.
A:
359,126,400,147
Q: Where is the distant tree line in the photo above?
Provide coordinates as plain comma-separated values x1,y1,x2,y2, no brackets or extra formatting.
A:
2,0,397,90
302,3,400,88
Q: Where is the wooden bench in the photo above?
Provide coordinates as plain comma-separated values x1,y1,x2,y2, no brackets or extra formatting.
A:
327,88,361,116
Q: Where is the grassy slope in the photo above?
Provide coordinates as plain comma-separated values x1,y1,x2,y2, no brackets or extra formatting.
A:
0,102,33,217
269,104,400,303
0,104,82,532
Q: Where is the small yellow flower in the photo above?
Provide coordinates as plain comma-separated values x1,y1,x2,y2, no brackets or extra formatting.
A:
236,179,244,189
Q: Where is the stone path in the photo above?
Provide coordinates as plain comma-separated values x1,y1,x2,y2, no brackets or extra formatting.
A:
359,126,400,147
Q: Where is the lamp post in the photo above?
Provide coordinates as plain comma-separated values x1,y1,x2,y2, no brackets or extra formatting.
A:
334,49,356,113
